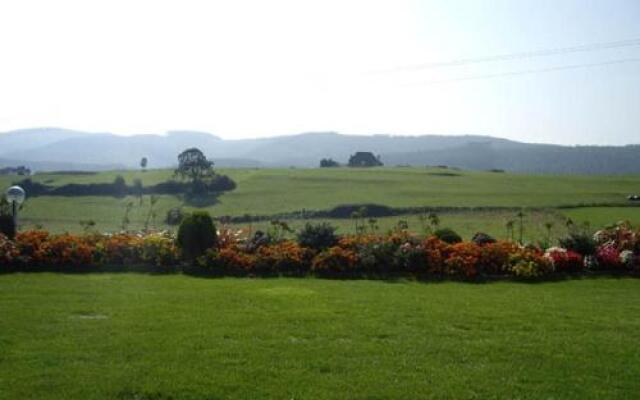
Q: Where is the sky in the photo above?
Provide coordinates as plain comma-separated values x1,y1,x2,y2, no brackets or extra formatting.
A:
0,0,639,145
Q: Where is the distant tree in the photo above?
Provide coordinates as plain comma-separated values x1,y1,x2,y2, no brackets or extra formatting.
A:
113,175,127,198
140,157,148,172
133,178,144,204
174,148,214,193
319,158,340,168
348,152,383,167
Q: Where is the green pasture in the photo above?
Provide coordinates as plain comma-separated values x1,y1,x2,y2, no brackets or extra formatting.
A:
2,167,640,237
1,274,639,399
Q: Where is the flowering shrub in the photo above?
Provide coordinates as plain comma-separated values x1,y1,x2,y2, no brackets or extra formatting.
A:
0,233,19,268
620,250,635,269
311,246,359,277
394,241,427,273
255,240,312,275
95,234,144,265
0,223,638,280
544,247,583,273
596,244,622,270
14,230,50,266
593,222,638,251
509,247,553,278
479,241,520,275
444,242,482,278
197,246,257,276
216,226,246,248
140,233,180,270
38,234,93,269
423,236,449,274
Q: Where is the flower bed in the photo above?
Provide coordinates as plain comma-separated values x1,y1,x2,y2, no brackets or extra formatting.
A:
1,222,639,280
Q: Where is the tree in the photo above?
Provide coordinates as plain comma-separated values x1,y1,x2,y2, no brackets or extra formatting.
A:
174,148,214,193
140,157,148,172
348,152,383,167
319,158,340,168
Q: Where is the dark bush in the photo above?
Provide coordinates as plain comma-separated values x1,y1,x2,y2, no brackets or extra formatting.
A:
209,174,236,191
559,232,596,256
296,222,338,251
319,158,340,167
328,204,394,218
357,240,400,274
434,228,462,244
12,179,50,196
472,232,496,246
245,230,271,252
394,243,426,273
165,207,184,226
113,175,127,197
49,180,129,197
176,211,217,261
0,215,16,239
149,180,185,194
18,175,236,198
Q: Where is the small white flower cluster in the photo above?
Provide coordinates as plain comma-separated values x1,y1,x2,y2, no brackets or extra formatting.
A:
620,250,635,267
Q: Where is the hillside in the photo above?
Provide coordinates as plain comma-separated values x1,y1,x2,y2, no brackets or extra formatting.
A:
2,167,639,236
1,128,639,174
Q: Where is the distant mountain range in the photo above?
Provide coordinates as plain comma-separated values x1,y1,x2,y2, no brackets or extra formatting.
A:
1,127,639,174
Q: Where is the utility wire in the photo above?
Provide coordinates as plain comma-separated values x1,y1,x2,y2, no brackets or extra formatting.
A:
376,38,640,73
403,57,640,86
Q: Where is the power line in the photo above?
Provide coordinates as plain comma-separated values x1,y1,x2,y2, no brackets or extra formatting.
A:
403,57,640,86
376,38,640,73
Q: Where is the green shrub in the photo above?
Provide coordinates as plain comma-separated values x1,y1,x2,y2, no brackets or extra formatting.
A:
165,207,184,225
0,214,16,240
434,228,462,244
296,222,338,250
558,232,596,255
471,232,496,246
177,211,217,261
357,240,400,274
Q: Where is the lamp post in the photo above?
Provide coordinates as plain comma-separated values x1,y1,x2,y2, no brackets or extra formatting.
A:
5,185,26,228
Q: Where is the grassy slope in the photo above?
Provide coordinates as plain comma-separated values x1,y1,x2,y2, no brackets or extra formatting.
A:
2,168,639,234
0,274,639,399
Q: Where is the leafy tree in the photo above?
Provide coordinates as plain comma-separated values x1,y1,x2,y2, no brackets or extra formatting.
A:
140,157,148,172
174,148,214,193
319,158,340,167
348,152,383,167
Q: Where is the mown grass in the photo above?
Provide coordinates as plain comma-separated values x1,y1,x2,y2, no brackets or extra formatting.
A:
563,207,640,228
0,274,639,399
2,167,640,235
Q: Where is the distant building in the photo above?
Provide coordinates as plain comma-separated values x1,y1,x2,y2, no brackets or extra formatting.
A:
348,152,383,167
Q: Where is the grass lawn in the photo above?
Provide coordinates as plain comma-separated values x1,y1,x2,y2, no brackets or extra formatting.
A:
563,207,640,228
1,274,639,399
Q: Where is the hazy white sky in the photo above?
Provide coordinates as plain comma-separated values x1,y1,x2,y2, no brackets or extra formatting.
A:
1,0,639,144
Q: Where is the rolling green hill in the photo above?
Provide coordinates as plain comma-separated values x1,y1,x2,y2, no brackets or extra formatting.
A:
1,167,639,238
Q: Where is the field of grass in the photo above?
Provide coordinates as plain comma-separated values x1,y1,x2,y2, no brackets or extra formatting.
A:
1,274,639,399
227,209,569,243
2,167,639,236
563,207,640,228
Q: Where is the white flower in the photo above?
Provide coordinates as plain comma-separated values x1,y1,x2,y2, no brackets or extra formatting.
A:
620,250,634,266
544,247,567,256
583,255,597,270
593,230,607,243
